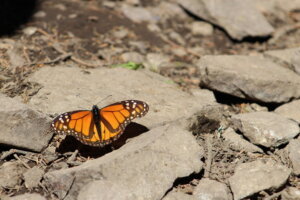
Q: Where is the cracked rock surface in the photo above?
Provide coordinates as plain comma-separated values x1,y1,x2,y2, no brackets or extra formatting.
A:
0,0,299,199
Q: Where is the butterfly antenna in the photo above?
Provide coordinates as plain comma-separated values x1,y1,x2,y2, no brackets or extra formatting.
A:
95,95,112,106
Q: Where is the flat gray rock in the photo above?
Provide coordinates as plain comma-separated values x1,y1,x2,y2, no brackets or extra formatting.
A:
178,0,274,40
291,50,300,74
120,52,145,63
28,66,215,129
232,112,299,148
77,180,135,200
193,178,232,200
43,123,204,200
264,47,300,73
275,100,300,123
229,159,291,200
198,55,300,103
121,4,157,23
0,161,26,188
7,193,46,200
223,127,263,153
287,139,300,175
23,166,44,189
0,94,53,152
281,187,300,200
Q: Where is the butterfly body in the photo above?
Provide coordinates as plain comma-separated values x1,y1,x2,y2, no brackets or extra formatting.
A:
51,100,149,147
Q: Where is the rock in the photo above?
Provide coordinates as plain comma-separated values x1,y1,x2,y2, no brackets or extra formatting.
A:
178,0,274,40
23,166,44,189
0,161,26,188
168,31,185,45
248,103,268,112
163,190,195,200
120,52,145,63
281,187,300,200
190,21,214,36
8,193,46,200
287,139,300,175
5,40,26,68
28,66,215,129
274,0,300,12
112,27,129,39
34,11,46,18
194,178,232,200
254,0,300,15
22,26,37,36
125,0,140,6
151,2,188,21
121,5,158,23
128,41,148,53
189,89,216,104
42,146,59,164
198,55,300,103
264,47,300,73
223,128,263,153
275,100,300,123
102,1,116,9
171,48,187,57
0,94,53,152
43,123,204,199
147,23,161,32
231,112,299,148
77,180,134,200
229,159,291,200
145,53,170,71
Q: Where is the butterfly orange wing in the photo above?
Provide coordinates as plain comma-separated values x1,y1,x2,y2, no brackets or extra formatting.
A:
51,110,99,145
97,100,149,145
51,100,149,147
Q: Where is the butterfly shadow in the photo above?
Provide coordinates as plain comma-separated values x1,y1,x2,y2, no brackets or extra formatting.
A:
56,122,149,158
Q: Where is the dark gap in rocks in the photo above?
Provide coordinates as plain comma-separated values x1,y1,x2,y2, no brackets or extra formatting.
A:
190,116,220,135
241,35,272,43
0,0,39,36
212,90,280,111
269,141,289,152
172,170,204,187
57,122,149,158
162,169,204,199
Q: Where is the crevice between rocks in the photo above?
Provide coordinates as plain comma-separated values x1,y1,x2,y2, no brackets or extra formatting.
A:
212,90,280,111
160,169,204,199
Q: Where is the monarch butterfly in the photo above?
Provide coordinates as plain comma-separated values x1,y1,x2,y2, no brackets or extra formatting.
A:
51,100,149,147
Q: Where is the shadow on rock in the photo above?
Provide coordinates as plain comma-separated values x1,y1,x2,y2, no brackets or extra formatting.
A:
0,0,38,36
56,122,149,158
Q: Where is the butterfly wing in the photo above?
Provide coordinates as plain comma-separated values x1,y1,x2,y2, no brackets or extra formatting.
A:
51,100,149,147
51,110,101,145
97,100,149,144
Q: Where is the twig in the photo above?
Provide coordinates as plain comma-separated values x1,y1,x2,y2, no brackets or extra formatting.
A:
36,28,99,68
0,149,30,160
28,53,72,67
70,56,99,68
13,154,30,169
66,150,78,163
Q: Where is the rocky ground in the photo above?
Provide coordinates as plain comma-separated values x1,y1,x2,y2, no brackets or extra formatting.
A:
0,0,300,199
